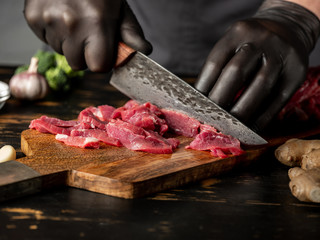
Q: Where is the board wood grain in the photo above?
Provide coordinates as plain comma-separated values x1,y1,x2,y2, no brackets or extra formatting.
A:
16,124,320,199
17,129,266,199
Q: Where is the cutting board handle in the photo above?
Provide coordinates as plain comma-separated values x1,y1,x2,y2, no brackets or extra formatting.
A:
115,42,137,68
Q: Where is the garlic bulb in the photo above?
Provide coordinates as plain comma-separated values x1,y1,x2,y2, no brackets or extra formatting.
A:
9,57,49,100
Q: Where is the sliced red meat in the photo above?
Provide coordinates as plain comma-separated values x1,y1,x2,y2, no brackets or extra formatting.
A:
144,129,180,150
143,102,163,116
85,106,101,117
110,106,126,119
121,104,168,135
78,108,108,130
106,119,176,154
110,101,168,135
279,66,320,121
55,134,100,149
30,101,244,158
85,105,116,122
68,122,92,131
161,109,200,137
186,124,244,158
39,115,79,127
29,119,48,133
29,119,72,135
71,129,122,147
166,138,180,149
110,101,140,120
97,105,116,121
123,100,140,109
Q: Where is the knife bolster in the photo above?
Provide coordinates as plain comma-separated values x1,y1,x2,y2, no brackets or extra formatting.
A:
115,42,136,68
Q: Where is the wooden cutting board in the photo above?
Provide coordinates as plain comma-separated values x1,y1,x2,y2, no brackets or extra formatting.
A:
13,126,320,199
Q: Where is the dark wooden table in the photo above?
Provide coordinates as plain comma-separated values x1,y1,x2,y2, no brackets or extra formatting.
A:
0,66,319,240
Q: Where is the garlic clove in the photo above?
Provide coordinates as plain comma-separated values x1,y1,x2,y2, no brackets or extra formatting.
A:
0,145,16,163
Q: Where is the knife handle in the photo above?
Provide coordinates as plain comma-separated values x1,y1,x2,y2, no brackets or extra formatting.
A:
115,42,137,68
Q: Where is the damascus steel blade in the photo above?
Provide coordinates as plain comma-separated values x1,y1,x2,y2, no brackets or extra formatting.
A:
110,52,267,145
0,160,40,186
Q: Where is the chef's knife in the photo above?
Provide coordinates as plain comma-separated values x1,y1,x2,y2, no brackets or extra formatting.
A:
110,43,267,145
0,160,67,202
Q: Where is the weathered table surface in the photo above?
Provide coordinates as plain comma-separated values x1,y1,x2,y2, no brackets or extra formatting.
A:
0,66,319,240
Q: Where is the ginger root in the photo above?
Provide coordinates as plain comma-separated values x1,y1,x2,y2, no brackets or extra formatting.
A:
288,168,320,203
275,138,320,203
288,167,305,179
301,148,320,170
275,138,320,167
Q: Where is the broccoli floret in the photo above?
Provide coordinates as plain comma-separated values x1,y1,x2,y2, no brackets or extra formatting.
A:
54,53,84,78
45,67,71,92
14,50,84,93
33,50,55,75
14,65,29,75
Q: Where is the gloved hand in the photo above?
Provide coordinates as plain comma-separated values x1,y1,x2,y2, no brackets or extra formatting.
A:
194,0,320,132
24,0,152,72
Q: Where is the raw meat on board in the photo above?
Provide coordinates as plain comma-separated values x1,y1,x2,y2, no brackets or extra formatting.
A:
29,100,244,158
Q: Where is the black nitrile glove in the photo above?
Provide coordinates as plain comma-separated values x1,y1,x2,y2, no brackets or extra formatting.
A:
195,0,320,132
24,0,152,72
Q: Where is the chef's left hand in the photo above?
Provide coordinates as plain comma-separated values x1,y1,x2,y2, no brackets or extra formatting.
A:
194,0,320,132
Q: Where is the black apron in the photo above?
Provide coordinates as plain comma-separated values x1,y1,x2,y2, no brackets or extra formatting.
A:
127,0,320,76
127,0,264,76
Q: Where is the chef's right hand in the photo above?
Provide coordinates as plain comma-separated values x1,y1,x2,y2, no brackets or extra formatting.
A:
24,0,152,72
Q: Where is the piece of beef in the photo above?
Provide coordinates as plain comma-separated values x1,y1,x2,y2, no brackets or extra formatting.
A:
97,105,116,121
186,125,244,158
39,115,79,127
106,119,178,154
86,105,116,122
110,106,126,119
161,109,201,137
29,100,244,158
279,66,320,121
68,122,92,131
71,129,122,147
29,119,72,135
110,100,140,119
142,102,163,116
121,104,168,135
78,107,108,130
123,100,140,109
55,134,100,149
144,129,180,150
111,101,168,135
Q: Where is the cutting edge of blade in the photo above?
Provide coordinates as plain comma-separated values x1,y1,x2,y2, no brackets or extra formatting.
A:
110,52,268,146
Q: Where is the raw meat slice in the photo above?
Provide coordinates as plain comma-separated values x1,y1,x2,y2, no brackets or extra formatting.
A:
71,129,122,147
120,104,168,135
161,109,200,137
166,138,180,149
144,129,180,150
86,105,116,122
39,115,79,127
55,134,100,148
68,122,92,131
143,102,163,116
29,119,49,133
29,100,245,157
279,66,320,121
123,100,140,109
186,125,244,158
78,108,108,129
106,119,177,154
110,106,125,119
29,119,72,135
110,100,140,119
98,105,116,121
